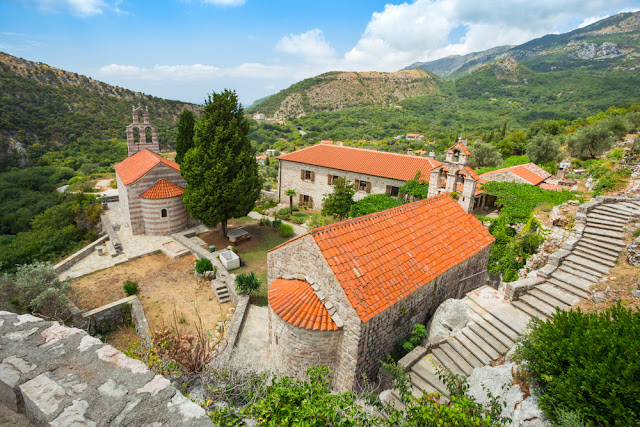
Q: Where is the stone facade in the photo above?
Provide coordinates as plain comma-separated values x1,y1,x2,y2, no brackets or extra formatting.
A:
278,160,406,208
141,195,188,235
427,140,478,212
118,163,189,235
267,233,492,391
126,106,159,156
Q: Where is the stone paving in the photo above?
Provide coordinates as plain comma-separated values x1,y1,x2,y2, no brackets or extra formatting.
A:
247,211,308,236
234,305,273,371
59,202,177,280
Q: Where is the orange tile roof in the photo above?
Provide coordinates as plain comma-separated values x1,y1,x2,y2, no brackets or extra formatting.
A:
277,144,442,181
464,165,486,183
308,194,494,322
480,162,550,186
538,182,562,191
269,278,338,331
140,179,184,199
114,149,180,186
446,141,471,156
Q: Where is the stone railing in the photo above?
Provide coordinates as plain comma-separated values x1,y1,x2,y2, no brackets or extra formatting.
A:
53,235,109,274
0,311,212,426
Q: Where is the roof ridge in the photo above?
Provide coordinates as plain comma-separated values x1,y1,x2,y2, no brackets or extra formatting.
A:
310,193,450,235
280,143,442,166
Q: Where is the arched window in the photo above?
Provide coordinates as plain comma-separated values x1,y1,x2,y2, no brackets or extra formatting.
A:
161,209,167,218
137,110,145,124
453,150,460,162
145,127,153,143
133,127,140,144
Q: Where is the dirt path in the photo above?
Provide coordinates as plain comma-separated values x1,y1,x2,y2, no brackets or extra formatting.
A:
69,253,232,336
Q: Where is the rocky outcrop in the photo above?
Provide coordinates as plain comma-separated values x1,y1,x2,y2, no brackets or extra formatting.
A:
427,299,471,339
627,236,640,266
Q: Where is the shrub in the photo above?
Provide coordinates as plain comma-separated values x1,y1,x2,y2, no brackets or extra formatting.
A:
291,205,300,212
391,324,428,361
291,216,306,224
235,272,261,295
0,262,72,319
194,258,213,274
307,213,334,231
279,223,294,237
514,303,640,426
271,219,282,229
260,216,271,227
122,280,139,296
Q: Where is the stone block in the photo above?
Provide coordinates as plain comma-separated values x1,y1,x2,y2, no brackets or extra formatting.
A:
548,249,571,266
504,277,545,301
20,373,66,426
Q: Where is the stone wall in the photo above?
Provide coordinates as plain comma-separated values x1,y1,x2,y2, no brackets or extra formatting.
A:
0,311,211,426
269,307,343,377
268,235,492,390
100,212,122,254
141,196,189,235
278,160,406,206
53,235,108,274
123,164,188,235
481,171,530,184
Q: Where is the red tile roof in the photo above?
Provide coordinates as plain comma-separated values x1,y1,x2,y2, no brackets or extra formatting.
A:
269,278,338,331
277,144,442,181
538,182,561,191
114,149,180,186
446,141,471,156
308,194,494,322
140,179,184,199
480,163,551,186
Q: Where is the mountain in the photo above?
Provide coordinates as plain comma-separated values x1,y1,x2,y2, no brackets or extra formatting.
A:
0,52,198,171
405,11,640,77
247,69,442,117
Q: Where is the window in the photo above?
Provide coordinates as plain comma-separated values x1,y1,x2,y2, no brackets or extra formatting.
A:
161,209,167,218
328,175,341,185
359,180,368,191
299,194,313,208
386,185,400,197
300,169,314,181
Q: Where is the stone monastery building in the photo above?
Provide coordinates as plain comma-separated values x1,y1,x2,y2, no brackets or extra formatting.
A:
276,139,484,213
114,107,194,235
480,162,558,190
266,194,495,390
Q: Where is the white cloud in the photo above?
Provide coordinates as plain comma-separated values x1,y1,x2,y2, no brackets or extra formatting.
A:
97,62,290,81
201,0,245,6
276,29,336,64
27,0,107,16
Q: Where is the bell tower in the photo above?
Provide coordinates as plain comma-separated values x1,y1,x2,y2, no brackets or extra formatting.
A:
126,106,160,156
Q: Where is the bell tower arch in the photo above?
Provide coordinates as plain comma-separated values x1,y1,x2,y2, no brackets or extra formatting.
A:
126,106,160,156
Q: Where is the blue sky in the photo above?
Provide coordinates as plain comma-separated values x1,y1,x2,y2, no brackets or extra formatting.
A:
1,0,639,106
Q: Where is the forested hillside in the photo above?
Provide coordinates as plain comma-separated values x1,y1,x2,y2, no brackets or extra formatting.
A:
0,52,198,171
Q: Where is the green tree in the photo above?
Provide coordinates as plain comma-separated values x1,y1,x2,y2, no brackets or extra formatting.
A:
321,177,355,220
174,109,195,165
526,132,561,165
285,188,296,215
469,141,503,168
181,90,261,236
567,123,615,159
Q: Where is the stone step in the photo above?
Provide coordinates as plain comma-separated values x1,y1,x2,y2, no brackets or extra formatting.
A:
410,371,438,396
573,243,619,262
562,260,605,279
511,300,549,321
461,328,500,361
465,298,489,317
482,313,519,342
518,294,557,318
537,282,583,306
619,202,640,212
565,255,610,275
601,204,637,215
588,213,625,223
582,233,627,248
585,221,625,232
547,278,591,299
557,263,600,283
593,206,632,219
571,249,616,267
466,293,530,335
454,333,492,365
432,347,465,377
583,227,625,240
474,319,515,349
388,391,406,411
412,357,449,395
448,337,483,368
550,269,595,291
468,323,509,355
527,288,569,311
580,237,625,253
438,343,474,376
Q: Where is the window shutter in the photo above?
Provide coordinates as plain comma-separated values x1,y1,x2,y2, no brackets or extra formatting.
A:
309,196,313,208
299,194,303,204
310,171,315,182
386,185,391,195
366,182,371,193
301,169,305,180
328,174,332,184
355,179,360,189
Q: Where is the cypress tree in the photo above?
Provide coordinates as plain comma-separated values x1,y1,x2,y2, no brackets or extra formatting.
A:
181,90,261,236
174,109,195,165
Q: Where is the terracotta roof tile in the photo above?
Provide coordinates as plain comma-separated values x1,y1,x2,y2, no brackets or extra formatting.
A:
297,194,494,322
538,182,562,191
277,144,442,181
480,162,550,186
268,278,338,331
114,149,180,186
140,179,184,199
446,141,471,156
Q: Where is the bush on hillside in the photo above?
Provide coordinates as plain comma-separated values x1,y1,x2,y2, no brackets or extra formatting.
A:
194,258,213,274
514,303,640,426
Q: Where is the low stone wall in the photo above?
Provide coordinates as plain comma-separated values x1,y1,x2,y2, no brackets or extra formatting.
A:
99,195,119,202
220,295,250,359
504,277,545,301
53,235,109,274
0,311,211,426
101,213,122,254
260,190,278,201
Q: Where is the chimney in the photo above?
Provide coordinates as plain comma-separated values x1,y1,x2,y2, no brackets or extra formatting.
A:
407,148,414,156
428,151,435,159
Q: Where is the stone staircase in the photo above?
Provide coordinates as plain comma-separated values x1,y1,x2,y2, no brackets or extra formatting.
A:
214,280,232,303
387,199,640,408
